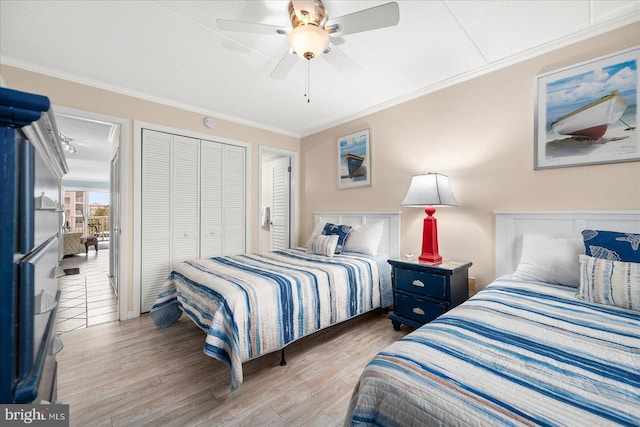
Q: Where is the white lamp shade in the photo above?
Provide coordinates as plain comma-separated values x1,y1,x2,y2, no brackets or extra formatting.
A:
401,173,458,207
288,24,329,60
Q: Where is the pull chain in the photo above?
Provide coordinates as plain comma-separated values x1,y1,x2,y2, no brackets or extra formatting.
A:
304,60,310,103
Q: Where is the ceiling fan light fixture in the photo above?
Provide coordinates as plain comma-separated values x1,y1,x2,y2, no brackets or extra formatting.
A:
288,24,329,60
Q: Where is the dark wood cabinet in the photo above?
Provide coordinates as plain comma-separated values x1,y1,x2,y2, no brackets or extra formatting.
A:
388,258,472,330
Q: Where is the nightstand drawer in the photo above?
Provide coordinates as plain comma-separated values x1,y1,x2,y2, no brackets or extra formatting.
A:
395,293,448,324
396,268,447,299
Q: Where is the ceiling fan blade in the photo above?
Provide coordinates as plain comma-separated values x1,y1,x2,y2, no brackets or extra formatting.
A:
270,50,298,79
327,2,399,36
323,43,361,75
216,19,289,35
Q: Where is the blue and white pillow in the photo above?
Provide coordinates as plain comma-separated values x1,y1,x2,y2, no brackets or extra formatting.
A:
305,221,327,247
322,223,352,254
306,234,339,257
578,254,640,311
582,229,640,262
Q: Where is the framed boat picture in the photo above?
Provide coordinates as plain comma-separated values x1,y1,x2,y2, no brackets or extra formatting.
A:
534,45,639,169
337,128,371,189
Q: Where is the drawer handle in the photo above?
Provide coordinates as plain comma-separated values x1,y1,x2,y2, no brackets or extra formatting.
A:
412,280,425,288
35,290,58,315
412,307,425,316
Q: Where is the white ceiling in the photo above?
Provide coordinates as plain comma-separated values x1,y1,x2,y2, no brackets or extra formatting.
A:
1,1,639,183
55,114,116,184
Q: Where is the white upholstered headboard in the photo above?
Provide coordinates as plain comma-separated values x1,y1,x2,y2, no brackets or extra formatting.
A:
495,210,640,277
313,211,401,259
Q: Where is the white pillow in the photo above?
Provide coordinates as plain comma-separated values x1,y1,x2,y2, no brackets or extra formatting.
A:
343,222,384,256
305,221,327,247
305,234,339,257
512,234,584,287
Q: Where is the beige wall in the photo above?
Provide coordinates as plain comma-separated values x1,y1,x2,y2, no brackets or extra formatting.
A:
300,23,640,291
0,65,299,315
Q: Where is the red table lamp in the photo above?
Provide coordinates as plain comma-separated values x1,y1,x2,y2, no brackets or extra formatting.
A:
401,173,458,263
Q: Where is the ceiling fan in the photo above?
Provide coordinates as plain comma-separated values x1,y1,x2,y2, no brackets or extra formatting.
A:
216,1,400,79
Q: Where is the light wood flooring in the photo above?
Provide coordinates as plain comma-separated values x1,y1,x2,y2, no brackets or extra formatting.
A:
57,309,410,426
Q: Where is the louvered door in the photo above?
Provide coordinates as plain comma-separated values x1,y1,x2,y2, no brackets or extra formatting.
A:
270,157,290,250
223,145,245,255
141,130,172,312
200,141,223,258
172,135,200,264
140,129,246,312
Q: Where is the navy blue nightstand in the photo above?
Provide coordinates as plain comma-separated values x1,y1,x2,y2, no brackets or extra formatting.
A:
388,258,472,330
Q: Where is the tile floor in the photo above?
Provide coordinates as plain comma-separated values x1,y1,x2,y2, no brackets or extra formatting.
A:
57,242,118,334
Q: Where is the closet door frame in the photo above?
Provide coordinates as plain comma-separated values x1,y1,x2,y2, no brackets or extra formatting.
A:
133,121,251,318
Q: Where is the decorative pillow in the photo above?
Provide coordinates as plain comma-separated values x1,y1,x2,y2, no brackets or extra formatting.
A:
305,221,327,247
343,222,384,256
322,223,352,254
305,234,339,257
512,234,584,287
582,229,640,262
578,254,640,311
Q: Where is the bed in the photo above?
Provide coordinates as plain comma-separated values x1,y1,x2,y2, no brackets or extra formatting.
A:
150,211,400,390
345,210,640,426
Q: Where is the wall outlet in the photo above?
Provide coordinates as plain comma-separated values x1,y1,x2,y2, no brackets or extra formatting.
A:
468,276,476,293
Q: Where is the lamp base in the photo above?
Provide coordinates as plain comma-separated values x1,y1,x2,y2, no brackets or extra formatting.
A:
419,206,442,264
419,253,443,263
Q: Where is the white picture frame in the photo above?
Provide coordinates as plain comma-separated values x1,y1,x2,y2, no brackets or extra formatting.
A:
337,128,371,189
534,46,639,170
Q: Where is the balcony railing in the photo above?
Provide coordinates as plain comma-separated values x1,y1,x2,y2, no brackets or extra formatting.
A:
87,216,110,240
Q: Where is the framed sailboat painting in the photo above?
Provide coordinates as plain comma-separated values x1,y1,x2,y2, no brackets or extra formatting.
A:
534,45,639,169
337,128,371,189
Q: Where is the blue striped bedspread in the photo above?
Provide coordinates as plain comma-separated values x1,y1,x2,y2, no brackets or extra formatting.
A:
346,278,640,426
150,248,391,390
